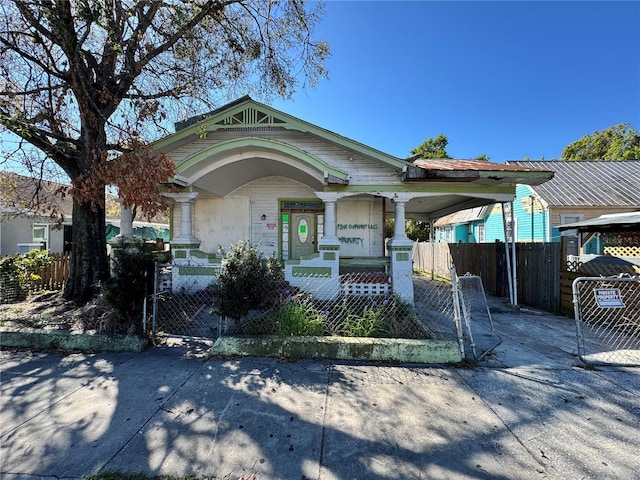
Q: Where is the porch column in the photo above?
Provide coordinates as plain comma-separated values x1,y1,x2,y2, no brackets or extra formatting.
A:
315,192,340,245
109,199,142,274
109,198,140,244
119,203,135,239
387,195,414,303
164,192,200,245
322,198,338,242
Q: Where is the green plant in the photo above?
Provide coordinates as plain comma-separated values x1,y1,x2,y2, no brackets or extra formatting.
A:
0,250,55,301
341,300,389,338
276,297,323,336
209,241,283,321
102,245,156,334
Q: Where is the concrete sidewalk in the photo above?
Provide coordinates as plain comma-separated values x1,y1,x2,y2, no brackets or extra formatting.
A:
1,305,639,480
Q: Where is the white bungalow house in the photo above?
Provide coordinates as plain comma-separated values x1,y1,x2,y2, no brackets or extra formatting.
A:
143,96,552,302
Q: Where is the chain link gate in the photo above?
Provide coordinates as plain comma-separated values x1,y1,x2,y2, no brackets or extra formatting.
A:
573,275,640,366
148,263,221,339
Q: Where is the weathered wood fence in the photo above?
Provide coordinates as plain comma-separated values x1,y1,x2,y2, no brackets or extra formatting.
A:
413,242,563,313
0,252,70,293
36,253,71,291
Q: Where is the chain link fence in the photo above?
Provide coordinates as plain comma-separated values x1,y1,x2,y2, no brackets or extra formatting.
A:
0,272,23,304
149,262,499,361
573,275,640,366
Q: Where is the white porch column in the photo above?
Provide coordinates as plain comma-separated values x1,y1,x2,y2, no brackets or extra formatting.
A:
119,203,134,239
109,198,140,245
387,195,414,303
315,192,340,245
164,192,200,245
323,198,338,241
392,200,408,241
108,198,142,274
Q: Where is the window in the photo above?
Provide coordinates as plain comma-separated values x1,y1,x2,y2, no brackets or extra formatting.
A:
478,223,486,243
444,226,453,243
33,224,49,249
560,214,583,256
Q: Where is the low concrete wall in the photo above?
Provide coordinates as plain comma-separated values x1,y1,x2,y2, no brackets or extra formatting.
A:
0,328,148,353
211,335,462,364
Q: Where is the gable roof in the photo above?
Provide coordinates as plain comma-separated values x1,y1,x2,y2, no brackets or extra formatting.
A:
506,160,640,207
0,172,73,219
155,95,411,171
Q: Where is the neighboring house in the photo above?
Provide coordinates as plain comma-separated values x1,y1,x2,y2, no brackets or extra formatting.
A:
0,172,169,255
434,207,488,243
559,211,640,275
435,160,640,255
151,96,553,301
0,173,73,255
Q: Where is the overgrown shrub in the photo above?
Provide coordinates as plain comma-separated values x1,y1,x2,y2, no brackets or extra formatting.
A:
102,246,156,334
0,250,55,302
209,241,283,321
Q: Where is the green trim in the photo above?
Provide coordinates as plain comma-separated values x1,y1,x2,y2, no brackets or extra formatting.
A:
171,243,201,249
339,257,389,266
176,137,348,181
325,184,514,194
178,266,220,276
388,245,412,252
292,266,332,277
323,252,336,261
153,97,409,170
191,250,221,262
395,253,410,261
300,253,320,261
284,259,301,265
318,245,340,251
175,251,187,259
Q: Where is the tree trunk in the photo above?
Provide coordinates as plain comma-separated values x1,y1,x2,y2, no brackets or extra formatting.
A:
63,197,109,305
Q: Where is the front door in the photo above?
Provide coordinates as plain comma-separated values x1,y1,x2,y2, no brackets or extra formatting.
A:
291,212,316,259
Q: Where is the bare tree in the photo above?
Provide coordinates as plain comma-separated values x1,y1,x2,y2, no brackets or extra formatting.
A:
0,0,329,304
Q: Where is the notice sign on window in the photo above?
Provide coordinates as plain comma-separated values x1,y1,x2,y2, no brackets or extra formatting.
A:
594,288,626,308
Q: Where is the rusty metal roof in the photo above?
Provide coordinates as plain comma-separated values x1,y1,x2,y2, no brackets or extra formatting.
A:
506,160,640,207
412,158,546,172
433,206,488,227
408,158,554,186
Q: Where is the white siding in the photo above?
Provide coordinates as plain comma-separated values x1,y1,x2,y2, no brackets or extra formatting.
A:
194,198,251,254
181,176,316,257
168,128,404,187
337,197,384,257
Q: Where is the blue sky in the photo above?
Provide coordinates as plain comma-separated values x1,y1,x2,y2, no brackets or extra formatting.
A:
271,1,640,162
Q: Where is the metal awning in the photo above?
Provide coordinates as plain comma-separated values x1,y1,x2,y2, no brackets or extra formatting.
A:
559,212,640,233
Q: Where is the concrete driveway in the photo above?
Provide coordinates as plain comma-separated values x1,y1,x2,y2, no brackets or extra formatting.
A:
1,302,639,480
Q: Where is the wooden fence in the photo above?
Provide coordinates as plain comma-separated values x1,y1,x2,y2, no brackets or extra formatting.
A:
0,252,70,293
36,253,70,291
413,242,563,313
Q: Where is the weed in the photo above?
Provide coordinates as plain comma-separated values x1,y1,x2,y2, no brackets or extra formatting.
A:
341,301,389,337
276,297,323,336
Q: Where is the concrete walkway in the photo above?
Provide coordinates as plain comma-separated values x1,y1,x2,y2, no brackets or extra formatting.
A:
1,302,639,480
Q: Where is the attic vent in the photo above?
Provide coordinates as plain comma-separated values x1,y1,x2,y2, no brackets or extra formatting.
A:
216,107,286,126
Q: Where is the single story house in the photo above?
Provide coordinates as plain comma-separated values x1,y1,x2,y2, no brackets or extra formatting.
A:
146,96,553,302
434,160,640,256
0,172,169,255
